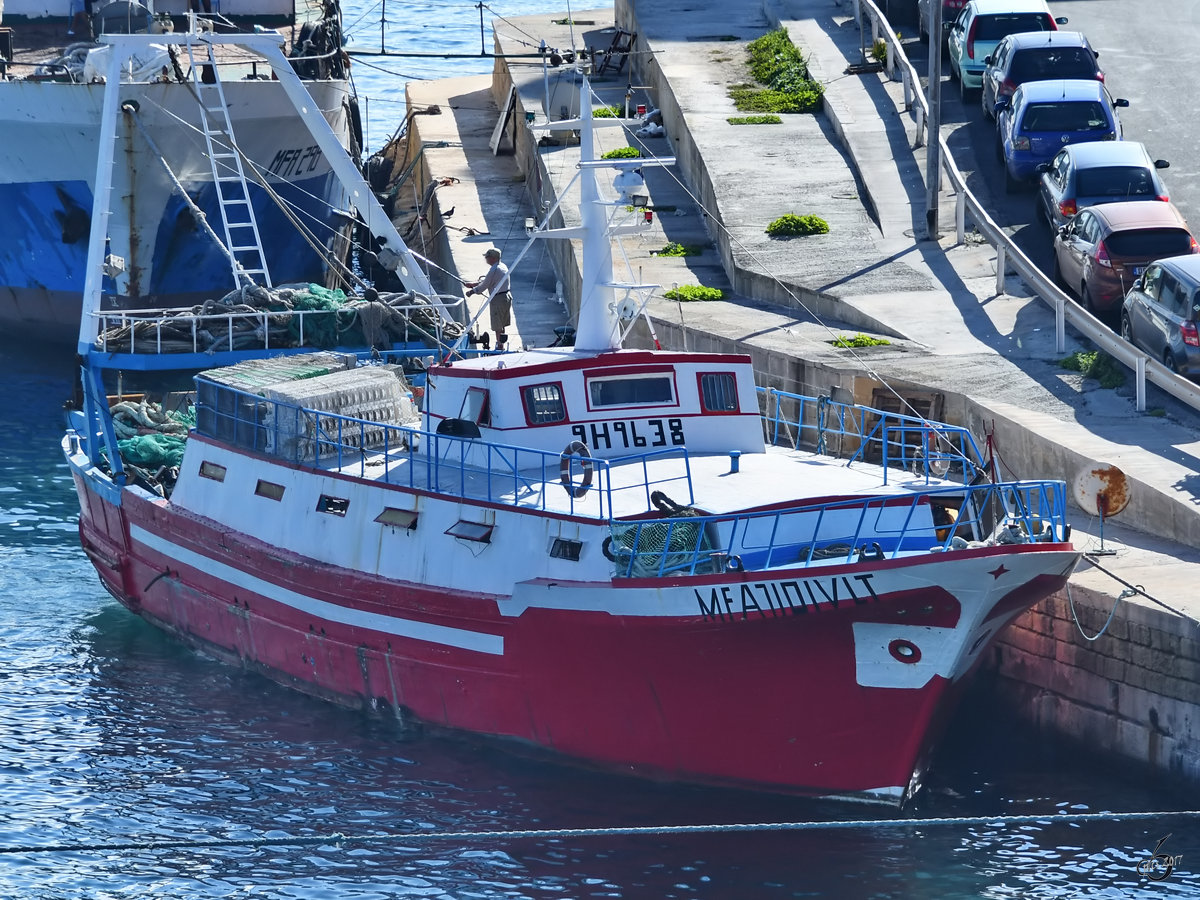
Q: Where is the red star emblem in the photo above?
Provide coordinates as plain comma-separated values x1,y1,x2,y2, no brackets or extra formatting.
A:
988,564,1009,580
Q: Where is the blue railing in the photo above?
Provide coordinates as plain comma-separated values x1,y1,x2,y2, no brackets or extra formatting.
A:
193,379,694,517
605,478,1070,579
758,387,987,484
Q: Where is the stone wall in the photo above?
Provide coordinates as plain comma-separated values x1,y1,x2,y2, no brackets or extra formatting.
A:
990,585,1200,780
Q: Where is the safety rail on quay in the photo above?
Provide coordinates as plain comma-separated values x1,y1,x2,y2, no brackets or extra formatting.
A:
606,476,1070,579
848,0,1200,414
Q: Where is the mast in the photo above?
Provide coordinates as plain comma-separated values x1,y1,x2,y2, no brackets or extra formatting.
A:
572,96,619,352
527,75,675,354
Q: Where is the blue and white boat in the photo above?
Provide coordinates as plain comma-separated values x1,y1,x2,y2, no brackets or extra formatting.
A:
0,0,355,343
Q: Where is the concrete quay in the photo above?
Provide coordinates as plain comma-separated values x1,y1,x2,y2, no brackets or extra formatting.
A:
392,0,1200,783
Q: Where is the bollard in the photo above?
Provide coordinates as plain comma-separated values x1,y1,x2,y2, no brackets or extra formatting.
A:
729,450,741,473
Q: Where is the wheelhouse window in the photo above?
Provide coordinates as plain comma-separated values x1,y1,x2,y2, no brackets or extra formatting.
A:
523,383,566,424
460,387,491,426
587,375,674,408
698,372,739,412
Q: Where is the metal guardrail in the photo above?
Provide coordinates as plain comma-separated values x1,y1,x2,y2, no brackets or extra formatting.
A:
90,295,467,356
191,379,696,518
758,386,987,484
607,478,1069,579
849,0,1200,413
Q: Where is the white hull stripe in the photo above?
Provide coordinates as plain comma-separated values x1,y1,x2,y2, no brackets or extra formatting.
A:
130,525,505,655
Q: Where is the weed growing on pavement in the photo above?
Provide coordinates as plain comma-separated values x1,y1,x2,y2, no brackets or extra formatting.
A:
653,242,704,257
664,285,726,302
1059,350,1126,388
728,114,782,125
730,29,823,114
766,214,830,237
591,105,624,118
601,146,640,160
829,333,890,348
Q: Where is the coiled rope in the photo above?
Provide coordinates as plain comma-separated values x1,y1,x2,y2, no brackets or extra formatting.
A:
2,809,1198,857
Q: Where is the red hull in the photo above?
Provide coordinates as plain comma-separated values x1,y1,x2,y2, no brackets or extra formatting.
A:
73,473,1072,803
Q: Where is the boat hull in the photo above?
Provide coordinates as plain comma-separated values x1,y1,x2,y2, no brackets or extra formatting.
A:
0,78,352,344
69,450,1077,804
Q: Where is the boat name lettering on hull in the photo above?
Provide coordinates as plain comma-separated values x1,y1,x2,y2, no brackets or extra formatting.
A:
269,145,323,178
696,574,880,621
572,418,684,451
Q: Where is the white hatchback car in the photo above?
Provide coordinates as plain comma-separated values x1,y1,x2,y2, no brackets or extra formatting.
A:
947,0,1066,99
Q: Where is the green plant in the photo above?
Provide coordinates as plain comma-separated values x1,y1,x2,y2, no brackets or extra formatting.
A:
727,114,782,125
1059,350,1126,389
829,333,890,348
653,242,704,257
663,285,726,302
870,37,888,64
601,146,640,160
591,105,623,118
729,29,824,115
766,213,830,237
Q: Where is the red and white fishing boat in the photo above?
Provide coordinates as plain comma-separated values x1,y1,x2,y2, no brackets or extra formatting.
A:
65,39,1081,804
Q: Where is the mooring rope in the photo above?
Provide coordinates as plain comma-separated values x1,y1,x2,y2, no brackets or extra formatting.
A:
3,809,1199,857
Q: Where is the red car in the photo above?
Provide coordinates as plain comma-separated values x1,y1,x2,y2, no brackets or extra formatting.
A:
1051,200,1199,322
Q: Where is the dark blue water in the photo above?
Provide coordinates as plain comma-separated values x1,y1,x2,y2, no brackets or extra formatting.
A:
5,3,1200,893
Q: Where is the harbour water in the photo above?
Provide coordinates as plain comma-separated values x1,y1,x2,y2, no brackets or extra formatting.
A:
3,2,1200,896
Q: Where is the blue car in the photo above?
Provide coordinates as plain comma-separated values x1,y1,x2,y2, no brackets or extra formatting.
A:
994,79,1128,192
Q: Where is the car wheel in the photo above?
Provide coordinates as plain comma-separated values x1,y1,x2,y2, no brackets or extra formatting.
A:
995,135,1004,163
1120,314,1133,344
960,77,972,101
1082,284,1097,315
981,86,992,120
1050,253,1064,289
1164,349,1179,374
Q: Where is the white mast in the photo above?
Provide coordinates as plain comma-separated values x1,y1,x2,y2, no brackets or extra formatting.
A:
572,91,619,352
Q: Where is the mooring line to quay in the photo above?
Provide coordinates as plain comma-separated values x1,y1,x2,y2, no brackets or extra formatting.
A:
3,809,1199,857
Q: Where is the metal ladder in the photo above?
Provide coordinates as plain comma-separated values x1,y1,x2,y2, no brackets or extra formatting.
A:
185,36,273,288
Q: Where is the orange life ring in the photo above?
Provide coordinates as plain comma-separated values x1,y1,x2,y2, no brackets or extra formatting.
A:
559,440,594,499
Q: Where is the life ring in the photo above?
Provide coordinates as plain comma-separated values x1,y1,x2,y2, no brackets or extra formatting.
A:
559,440,594,499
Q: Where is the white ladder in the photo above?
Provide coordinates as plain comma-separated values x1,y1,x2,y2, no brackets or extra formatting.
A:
186,37,273,288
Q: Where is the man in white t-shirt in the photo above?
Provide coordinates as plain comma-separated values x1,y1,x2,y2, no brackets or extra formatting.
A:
466,247,512,347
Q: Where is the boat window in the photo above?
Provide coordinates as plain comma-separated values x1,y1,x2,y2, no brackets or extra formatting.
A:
376,507,419,530
523,383,566,424
550,538,583,560
255,480,285,501
446,520,493,543
587,375,674,408
199,461,227,482
699,372,739,412
459,387,491,426
317,495,349,517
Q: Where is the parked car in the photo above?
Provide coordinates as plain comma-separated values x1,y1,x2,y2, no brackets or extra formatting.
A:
947,0,1066,99
1121,255,1200,377
1037,141,1171,231
917,0,968,42
1052,201,1196,324
994,79,1128,192
980,30,1102,120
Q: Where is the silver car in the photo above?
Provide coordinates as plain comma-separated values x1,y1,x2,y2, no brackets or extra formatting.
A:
1121,255,1200,378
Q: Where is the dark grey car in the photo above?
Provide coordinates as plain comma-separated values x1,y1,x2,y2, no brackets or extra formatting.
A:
1037,141,1170,231
1121,255,1200,378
